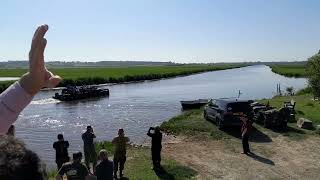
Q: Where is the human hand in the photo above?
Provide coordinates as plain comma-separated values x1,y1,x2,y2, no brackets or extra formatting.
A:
19,24,61,95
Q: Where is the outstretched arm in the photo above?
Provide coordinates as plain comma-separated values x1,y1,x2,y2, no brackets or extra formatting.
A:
0,24,61,134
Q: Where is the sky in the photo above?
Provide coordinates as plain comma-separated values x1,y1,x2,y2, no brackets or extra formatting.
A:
1,0,320,63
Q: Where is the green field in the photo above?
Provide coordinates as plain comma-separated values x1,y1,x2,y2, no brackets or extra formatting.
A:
0,64,245,92
270,64,306,77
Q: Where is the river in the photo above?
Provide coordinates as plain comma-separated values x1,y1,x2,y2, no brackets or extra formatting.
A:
12,65,306,168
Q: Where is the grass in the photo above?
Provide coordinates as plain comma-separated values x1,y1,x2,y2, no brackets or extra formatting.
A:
124,147,197,180
0,64,245,93
160,109,228,140
270,64,306,78
48,141,197,180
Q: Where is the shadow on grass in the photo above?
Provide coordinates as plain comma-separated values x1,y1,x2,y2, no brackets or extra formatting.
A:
154,165,197,180
119,177,129,180
247,152,275,166
221,126,272,143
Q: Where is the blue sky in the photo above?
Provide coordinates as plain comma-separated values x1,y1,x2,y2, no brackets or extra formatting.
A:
1,0,320,63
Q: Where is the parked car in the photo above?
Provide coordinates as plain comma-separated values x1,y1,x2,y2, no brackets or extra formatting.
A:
204,98,253,129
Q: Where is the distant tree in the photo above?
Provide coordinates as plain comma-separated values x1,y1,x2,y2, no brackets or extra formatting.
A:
306,52,320,99
286,86,294,96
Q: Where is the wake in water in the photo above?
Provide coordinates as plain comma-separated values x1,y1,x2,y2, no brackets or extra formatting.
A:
30,98,60,105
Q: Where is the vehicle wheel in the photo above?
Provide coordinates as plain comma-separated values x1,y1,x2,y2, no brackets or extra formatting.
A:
217,118,224,130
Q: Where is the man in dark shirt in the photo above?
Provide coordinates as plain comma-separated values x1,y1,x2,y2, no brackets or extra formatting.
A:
56,152,89,180
82,126,97,172
53,134,70,170
147,126,163,170
94,149,114,180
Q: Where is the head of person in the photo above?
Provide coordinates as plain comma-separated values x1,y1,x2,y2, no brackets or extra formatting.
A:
0,135,45,180
99,149,108,161
86,126,92,132
6,125,15,136
73,152,82,163
155,126,161,133
118,128,124,137
57,134,64,141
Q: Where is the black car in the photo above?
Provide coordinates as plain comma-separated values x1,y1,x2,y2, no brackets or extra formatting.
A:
204,98,252,129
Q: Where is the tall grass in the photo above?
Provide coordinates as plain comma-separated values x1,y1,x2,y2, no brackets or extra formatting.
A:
270,65,306,78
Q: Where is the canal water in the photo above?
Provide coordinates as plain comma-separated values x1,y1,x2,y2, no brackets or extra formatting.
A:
12,65,306,167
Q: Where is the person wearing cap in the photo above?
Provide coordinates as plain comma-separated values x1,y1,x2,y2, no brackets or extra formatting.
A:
56,152,89,180
53,134,70,170
94,149,114,180
112,128,130,179
82,126,97,172
147,126,163,170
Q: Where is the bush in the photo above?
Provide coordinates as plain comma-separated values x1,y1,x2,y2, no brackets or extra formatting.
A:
306,53,320,98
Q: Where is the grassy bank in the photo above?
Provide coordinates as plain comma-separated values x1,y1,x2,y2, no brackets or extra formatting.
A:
270,64,306,78
0,64,245,93
161,109,229,140
259,94,320,125
48,142,197,180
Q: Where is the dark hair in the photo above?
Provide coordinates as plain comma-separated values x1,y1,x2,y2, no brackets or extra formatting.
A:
73,152,82,160
86,126,92,130
0,135,45,180
57,134,63,140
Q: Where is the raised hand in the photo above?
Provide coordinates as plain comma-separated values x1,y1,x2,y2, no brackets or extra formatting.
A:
19,24,61,95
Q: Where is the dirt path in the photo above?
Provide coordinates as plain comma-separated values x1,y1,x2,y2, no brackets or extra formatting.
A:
162,134,320,180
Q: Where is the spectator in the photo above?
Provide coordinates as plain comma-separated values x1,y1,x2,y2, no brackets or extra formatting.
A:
6,125,15,136
147,126,163,170
112,129,130,179
0,135,46,180
56,152,89,180
95,149,113,180
82,126,97,172
53,134,70,170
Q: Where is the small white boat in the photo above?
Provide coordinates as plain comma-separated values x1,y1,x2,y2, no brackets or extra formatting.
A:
180,99,209,109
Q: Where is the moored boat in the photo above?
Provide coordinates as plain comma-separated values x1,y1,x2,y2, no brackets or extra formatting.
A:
180,99,209,109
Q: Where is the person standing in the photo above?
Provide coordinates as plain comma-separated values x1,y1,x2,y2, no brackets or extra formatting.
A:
241,116,252,154
53,134,70,170
82,126,97,172
6,125,15,136
112,129,130,179
94,149,114,180
56,152,89,180
147,126,163,170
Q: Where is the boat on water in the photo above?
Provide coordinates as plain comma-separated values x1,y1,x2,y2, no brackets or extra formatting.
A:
180,99,209,109
53,86,109,101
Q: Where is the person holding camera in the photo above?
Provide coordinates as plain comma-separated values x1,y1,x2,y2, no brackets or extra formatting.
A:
147,126,163,170
82,126,97,172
